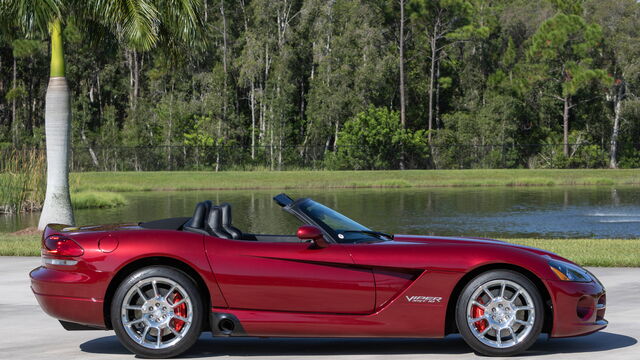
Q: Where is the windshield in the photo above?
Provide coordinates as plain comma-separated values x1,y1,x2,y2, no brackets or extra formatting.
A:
296,199,388,243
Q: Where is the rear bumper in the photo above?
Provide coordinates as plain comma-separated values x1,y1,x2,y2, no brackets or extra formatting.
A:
548,279,607,338
30,266,106,329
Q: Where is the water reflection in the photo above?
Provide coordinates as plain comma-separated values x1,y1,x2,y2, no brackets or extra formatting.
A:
2,187,639,238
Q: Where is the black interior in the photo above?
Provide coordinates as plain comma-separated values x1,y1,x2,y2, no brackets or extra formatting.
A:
206,206,232,238
139,217,191,230
182,200,212,235
181,200,299,242
220,203,242,239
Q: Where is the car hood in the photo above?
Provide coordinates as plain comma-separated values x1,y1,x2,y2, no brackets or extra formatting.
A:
392,234,564,260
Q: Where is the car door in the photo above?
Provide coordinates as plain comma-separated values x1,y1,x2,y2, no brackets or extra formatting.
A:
205,236,375,314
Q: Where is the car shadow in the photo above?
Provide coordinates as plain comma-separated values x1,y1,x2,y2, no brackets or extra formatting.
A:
80,331,636,358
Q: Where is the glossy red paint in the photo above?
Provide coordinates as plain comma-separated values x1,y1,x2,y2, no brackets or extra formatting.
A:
205,237,375,314
546,279,606,337
30,223,607,340
296,225,323,241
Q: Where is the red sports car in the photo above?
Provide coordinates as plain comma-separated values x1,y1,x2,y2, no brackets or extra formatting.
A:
31,193,607,358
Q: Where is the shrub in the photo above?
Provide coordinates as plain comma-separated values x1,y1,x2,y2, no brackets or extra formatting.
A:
326,107,429,170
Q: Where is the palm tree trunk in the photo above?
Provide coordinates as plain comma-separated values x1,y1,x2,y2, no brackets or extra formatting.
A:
39,19,74,229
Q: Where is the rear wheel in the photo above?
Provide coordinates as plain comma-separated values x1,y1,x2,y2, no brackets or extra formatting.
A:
111,266,203,358
455,270,543,356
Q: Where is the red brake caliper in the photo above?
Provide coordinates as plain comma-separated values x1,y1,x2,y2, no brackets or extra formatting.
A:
170,292,187,332
472,296,487,332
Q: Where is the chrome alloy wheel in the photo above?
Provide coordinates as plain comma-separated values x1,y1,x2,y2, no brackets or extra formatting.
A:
466,279,536,349
120,277,193,350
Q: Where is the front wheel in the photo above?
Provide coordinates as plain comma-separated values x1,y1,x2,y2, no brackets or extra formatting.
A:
111,266,204,358
455,270,544,356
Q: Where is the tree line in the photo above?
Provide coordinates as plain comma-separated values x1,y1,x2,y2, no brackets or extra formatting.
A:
1,0,639,171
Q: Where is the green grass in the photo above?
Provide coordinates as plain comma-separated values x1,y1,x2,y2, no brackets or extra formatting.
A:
71,191,127,209
0,234,40,256
68,169,640,193
1,232,638,267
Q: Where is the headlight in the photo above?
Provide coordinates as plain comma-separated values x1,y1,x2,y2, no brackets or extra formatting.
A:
548,259,592,282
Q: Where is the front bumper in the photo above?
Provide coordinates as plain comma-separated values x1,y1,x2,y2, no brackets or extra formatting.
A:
30,266,106,328
548,278,607,338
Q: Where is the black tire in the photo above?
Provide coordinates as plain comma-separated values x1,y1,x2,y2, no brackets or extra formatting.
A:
111,266,204,358
455,270,544,357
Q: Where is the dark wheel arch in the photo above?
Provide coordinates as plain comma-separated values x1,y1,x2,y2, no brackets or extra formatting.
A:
103,256,211,330
444,263,553,336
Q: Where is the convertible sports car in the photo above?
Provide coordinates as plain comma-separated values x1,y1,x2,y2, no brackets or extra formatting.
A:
31,193,607,358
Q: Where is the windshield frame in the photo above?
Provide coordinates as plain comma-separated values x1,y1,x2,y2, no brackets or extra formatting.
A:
290,198,387,244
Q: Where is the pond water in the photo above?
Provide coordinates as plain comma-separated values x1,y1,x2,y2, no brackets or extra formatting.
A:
2,186,640,238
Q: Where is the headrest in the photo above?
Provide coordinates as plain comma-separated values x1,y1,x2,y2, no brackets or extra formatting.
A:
207,206,222,228
220,202,232,225
190,202,207,228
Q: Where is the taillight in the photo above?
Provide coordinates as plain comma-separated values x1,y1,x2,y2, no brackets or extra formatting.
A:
43,235,84,257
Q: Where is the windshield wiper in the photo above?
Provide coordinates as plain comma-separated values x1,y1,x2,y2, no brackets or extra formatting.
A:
340,230,393,240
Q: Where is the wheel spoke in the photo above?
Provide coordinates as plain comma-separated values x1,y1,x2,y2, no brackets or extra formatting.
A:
515,305,534,312
508,326,518,343
174,315,190,323
155,327,162,348
468,315,486,323
139,326,149,344
164,285,176,301
500,281,506,299
479,325,492,337
124,318,144,327
482,286,495,300
169,326,182,338
510,289,521,303
125,305,143,311
496,329,502,346
514,319,532,326
152,280,159,297
471,300,486,309
172,298,188,307
136,287,148,301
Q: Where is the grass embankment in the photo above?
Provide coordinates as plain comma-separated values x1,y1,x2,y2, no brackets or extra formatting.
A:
69,169,640,192
0,234,40,256
71,192,127,209
1,233,638,267
502,239,640,267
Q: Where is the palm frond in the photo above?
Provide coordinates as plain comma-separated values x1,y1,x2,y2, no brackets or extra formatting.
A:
0,0,63,36
156,0,203,47
90,0,160,51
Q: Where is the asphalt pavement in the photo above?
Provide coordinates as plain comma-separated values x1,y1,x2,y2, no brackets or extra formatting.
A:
1,257,638,360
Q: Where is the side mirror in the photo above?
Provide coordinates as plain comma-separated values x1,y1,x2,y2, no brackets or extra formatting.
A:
297,225,329,248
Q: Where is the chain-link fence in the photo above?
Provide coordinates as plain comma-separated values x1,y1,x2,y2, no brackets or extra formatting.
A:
3,143,639,171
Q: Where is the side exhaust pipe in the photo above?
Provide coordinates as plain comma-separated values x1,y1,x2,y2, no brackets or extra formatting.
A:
210,313,245,336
